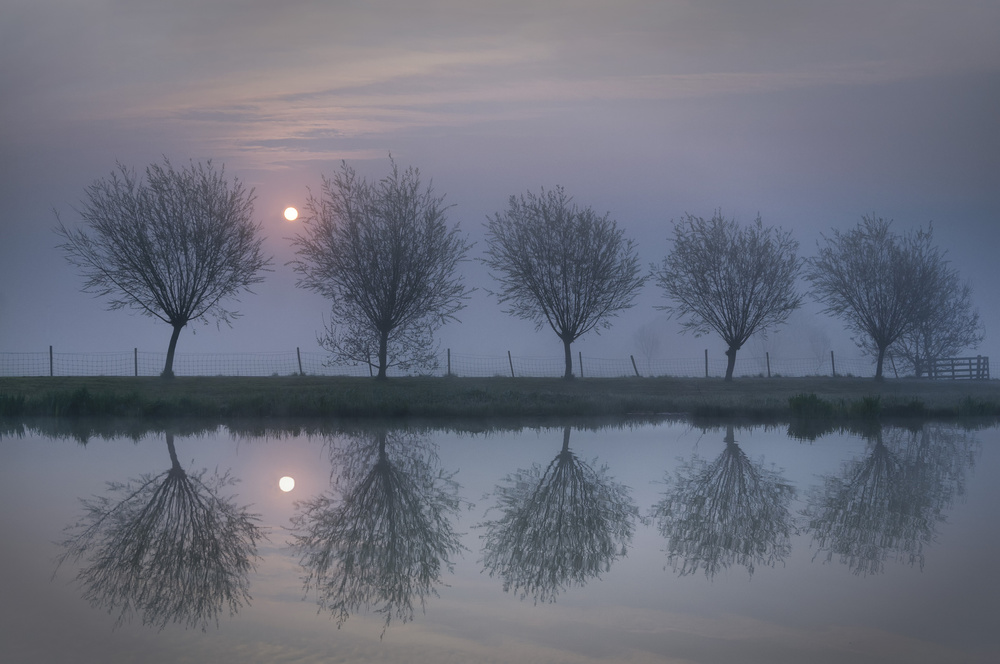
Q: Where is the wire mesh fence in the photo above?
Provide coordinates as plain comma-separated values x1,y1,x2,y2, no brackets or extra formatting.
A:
0,346,889,378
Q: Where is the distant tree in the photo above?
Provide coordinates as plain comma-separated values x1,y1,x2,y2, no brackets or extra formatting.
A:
895,267,983,377
800,316,833,373
291,159,472,379
483,187,647,379
56,159,271,377
805,216,954,380
655,213,803,381
632,321,663,376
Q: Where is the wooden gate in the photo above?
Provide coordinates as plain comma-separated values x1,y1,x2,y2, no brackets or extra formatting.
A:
924,356,990,380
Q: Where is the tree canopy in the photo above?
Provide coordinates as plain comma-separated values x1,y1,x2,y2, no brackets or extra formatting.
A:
56,433,265,630
291,159,472,378
652,425,795,578
805,216,972,380
803,425,976,575
56,159,271,377
477,427,638,603
483,186,646,378
289,429,464,634
655,213,802,380
895,257,983,376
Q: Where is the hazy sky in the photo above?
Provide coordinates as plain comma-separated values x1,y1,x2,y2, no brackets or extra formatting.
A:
2,0,998,369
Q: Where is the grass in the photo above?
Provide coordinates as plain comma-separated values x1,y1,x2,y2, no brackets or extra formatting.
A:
2,375,999,424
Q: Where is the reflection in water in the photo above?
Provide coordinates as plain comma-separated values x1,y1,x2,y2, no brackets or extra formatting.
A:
652,425,796,578
478,427,639,603
55,433,265,630
289,429,465,634
804,424,979,575
10,418,995,662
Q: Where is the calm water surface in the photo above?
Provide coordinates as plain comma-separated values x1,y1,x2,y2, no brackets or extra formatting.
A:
1,420,997,663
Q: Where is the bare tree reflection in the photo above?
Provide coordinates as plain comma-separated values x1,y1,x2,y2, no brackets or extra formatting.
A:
652,425,796,578
803,424,979,575
289,429,465,634
477,427,639,603
56,432,265,630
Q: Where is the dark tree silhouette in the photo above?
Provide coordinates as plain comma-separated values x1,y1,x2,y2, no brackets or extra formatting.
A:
477,427,639,603
652,425,796,578
895,269,983,377
55,433,265,630
655,212,803,381
483,187,647,379
56,159,271,377
289,429,465,634
805,216,953,380
803,425,979,575
291,159,472,378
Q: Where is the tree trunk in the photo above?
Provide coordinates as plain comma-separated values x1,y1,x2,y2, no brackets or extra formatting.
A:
162,322,184,378
874,345,886,381
165,432,182,473
724,346,738,381
376,329,389,380
377,431,388,461
562,337,574,379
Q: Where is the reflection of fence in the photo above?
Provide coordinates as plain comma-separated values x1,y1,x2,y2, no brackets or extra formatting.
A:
923,356,990,380
1,346,889,379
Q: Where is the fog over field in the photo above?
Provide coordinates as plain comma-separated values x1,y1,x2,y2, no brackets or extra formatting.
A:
2,1,998,372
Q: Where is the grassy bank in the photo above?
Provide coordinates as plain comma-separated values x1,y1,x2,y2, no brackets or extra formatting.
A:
2,375,999,423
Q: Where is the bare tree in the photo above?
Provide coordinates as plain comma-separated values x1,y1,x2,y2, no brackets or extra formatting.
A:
805,216,946,380
477,427,639,604
652,425,795,579
289,429,465,635
291,159,472,379
632,321,663,376
801,316,833,373
802,425,977,576
483,187,647,379
655,213,803,381
896,269,983,377
55,433,265,630
56,159,271,377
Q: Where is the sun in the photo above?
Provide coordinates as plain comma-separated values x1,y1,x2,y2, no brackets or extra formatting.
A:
279,476,295,492
283,206,299,222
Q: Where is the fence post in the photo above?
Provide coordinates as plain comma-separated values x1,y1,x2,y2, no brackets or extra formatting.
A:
508,350,515,378
579,351,583,378
831,350,836,377
705,349,708,378
297,347,303,376
50,345,54,377
447,348,451,376
631,355,639,377
134,348,138,377
766,352,771,378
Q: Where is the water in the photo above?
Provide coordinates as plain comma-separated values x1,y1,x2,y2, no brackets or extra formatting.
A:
2,420,997,663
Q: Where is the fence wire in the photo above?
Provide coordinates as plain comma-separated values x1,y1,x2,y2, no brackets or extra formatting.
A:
0,348,889,378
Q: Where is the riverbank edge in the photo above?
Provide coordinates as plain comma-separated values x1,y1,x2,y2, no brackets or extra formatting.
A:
2,375,998,422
